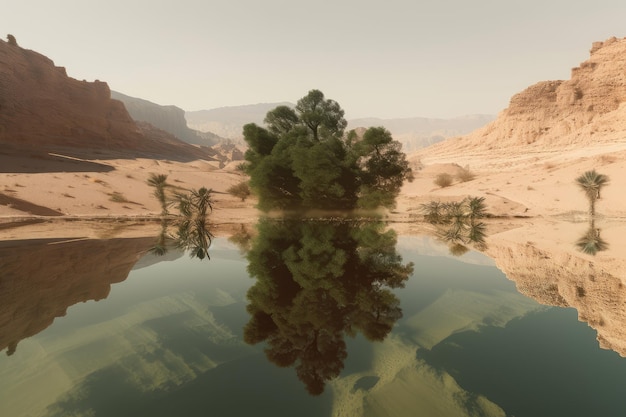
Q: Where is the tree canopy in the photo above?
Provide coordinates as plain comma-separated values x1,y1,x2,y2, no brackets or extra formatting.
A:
243,89,413,211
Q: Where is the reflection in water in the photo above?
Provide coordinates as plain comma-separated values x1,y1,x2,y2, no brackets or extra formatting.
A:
420,197,488,255
0,236,155,356
243,218,414,395
576,219,609,256
150,187,215,260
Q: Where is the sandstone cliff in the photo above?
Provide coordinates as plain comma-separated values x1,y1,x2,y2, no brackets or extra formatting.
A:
422,37,626,159
0,38,209,161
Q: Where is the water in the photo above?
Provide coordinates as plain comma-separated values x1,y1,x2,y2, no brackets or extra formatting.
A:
1,221,626,417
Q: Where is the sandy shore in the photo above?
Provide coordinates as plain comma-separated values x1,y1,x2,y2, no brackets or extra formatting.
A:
2,143,625,253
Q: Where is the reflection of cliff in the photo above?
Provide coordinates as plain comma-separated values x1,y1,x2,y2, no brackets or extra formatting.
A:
0,236,155,355
486,236,626,356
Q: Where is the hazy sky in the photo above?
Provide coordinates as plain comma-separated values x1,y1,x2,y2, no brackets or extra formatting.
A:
3,1,626,119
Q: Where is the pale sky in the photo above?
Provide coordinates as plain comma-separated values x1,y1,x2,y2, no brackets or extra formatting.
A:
3,0,626,119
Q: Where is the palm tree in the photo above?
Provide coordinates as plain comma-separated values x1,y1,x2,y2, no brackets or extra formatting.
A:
147,173,169,215
575,170,609,217
466,196,488,222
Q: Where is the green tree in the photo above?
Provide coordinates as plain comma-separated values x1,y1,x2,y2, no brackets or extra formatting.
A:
295,89,347,142
243,90,412,211
227,181,252,201
576,170,609,217
353,127,414,209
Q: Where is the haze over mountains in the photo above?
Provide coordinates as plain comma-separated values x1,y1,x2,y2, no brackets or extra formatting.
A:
111,91,222,147
185,104,494,150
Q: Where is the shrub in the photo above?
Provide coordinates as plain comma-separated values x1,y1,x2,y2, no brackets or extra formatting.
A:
434,173,453,188
109,192,129,202
456,165,475,182
227,181,252,201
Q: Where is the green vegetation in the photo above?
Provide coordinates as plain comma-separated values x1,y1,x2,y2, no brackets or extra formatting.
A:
420,197,489,252
227,181,252,201
147,175,215,260
575,169,609,217
243,90,413,211
147,173,169,215
243,218,413,394
171,187,214,259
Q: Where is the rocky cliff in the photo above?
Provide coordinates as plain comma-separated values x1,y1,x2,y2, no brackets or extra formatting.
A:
423,37,626,157
111,91,222,146
0,38,209,160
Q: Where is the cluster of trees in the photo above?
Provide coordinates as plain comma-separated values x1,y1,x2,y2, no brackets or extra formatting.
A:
243,218,413,394
243,90,413,211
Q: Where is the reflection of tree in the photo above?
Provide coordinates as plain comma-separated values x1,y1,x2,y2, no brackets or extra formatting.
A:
420,197,488,254
149,187,214,259
243,219,413,395
576,219,609,256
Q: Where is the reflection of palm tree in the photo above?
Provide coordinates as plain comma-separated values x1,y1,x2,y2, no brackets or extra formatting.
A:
575,170,609,217
576,220,609,255
243,218,412,395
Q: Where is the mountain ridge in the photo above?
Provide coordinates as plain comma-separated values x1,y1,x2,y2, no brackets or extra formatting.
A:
186,102,494,150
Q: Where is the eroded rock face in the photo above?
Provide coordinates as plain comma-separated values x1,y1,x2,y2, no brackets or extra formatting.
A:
426,37,626,155
0,236,156,356
0,39,208,160
486,240,626,356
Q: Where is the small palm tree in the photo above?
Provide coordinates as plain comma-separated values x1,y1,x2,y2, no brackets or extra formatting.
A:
147,173,169,215
466,197,487,222
575,170,609,217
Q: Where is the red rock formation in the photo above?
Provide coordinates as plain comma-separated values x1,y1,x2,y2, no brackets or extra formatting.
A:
0,38,208,160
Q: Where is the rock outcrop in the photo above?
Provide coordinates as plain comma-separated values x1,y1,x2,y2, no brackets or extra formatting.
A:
0,38,209,160
423,37,626,157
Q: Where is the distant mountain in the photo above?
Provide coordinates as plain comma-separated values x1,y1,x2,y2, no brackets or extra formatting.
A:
187,103,494,150
186,102,293,141
347,115,495,151
111,91,222,146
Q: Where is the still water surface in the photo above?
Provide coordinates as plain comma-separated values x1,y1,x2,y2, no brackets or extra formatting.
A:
1,221,626,417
